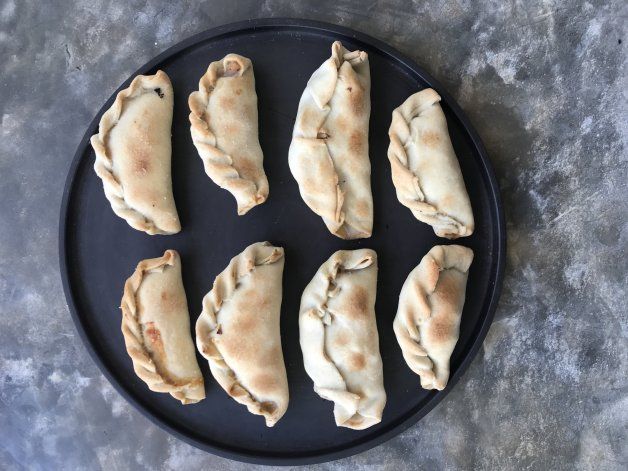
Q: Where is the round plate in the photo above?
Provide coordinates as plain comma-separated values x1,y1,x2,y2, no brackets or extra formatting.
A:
59,18,505,465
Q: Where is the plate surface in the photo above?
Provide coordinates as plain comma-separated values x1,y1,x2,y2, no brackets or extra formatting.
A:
60,18,505,465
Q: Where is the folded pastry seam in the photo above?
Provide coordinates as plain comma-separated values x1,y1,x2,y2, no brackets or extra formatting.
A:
120,250,203,404
91,70,174,235
188,54,267,215
196,242,285,426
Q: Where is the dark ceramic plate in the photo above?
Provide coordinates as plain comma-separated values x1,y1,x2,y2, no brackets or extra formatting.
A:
59,18,505,465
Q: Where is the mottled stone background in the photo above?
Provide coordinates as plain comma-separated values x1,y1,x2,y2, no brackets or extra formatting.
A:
0,0,626,469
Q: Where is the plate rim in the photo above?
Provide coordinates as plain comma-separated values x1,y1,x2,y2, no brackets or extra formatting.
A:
59,17,506,465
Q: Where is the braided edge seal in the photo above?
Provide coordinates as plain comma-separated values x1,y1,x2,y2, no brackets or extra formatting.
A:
90,70,179,235
301,249,383,429
188,54,268,215
393,245,473,390
121,250,205,404
387,88,472,238
195,242,285,426
290,41,370,239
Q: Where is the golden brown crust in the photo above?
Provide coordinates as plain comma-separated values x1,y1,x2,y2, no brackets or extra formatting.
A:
121,250,205,404
299,249,386,430
90,71,180,235
188,54,268,215
195,242,287,426
343,285,369,320
288,41,372,239
393,245,473,390
387,88,474,238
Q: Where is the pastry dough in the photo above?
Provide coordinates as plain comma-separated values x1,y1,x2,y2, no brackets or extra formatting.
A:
299,249,386,429
91,71,181,235
189,54,268,215
121,250,204,404
388,88,474,238
289,41,373,239
196,242,288,426
393,245,473,390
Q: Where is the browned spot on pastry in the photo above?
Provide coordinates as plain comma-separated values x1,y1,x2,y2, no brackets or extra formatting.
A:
422,130,441,147
252,374,279,394
221,336,253,363
229,383,248,399
145,323,160,342
143,322,165,355
160,290,184,312
230,291,270,335
434,272,459,310
334,331,350,347
345,285,369,319
349,352,366,371
317,130,330,139
234,88,243,96
129,141,151,175
349,129,365,154
428,318,454,343
239,288,260,308
224,60,241,77
235,310,258,333
236,157,261,180
220,96,236,109
354,199,371,219
262,345,282,365
260,401,277,414
347,83,364,115
134,157,151,175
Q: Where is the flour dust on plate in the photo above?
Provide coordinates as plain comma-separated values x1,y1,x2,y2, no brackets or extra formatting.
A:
59,18,505,465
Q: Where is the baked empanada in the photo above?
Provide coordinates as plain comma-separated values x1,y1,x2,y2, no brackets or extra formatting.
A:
393,245,473,390
388,88,474,238
289,41,373,239
195,242,288,426
91,71,180,235
189,54,268,215
299,249,386,429
120,250,204,404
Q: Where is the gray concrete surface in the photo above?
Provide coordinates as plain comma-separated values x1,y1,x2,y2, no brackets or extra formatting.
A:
1,0,626,469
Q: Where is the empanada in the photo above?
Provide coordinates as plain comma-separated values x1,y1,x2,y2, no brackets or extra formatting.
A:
121,250,204,404
393,245,473,390
289,41,373,239
388,88,474,238
299,249,386,429
195,242,288,426
189,54,268,215
91,71,181,235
